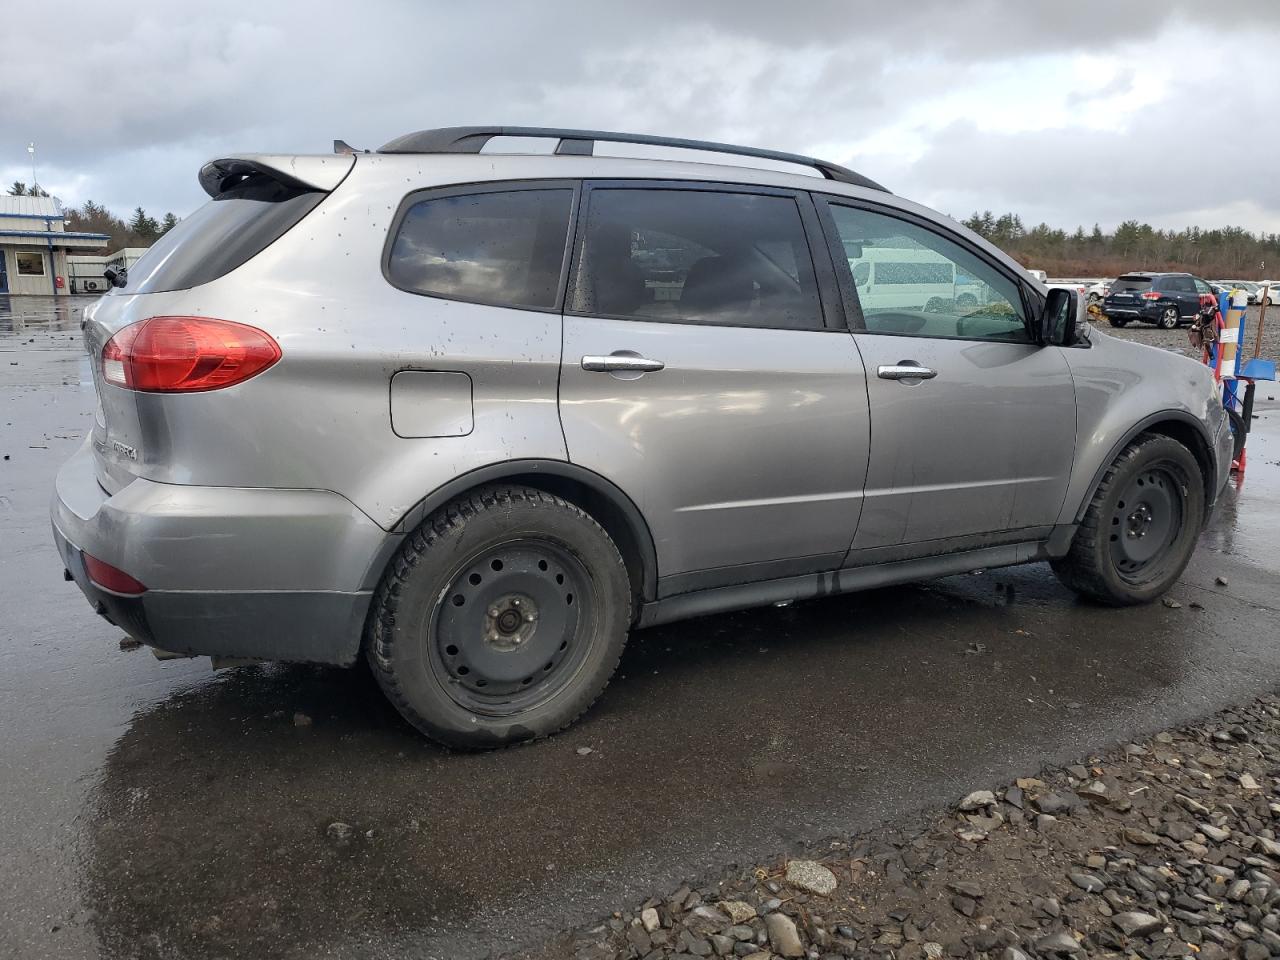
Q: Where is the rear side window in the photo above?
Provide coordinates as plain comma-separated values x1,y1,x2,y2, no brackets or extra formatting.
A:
387,188,573,310
1111,276,1153,293
122,174,322,294
570,188,823,330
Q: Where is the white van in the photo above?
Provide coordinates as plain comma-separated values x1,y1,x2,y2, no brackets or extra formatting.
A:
848,245,962,312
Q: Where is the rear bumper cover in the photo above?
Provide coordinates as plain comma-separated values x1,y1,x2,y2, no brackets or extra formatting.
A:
1103,301,1163,322
51,437,392,665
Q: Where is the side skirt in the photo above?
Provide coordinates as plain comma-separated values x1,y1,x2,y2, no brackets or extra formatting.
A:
637,532,1074,629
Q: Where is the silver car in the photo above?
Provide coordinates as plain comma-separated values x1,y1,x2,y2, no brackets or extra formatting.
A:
52,126,1233,748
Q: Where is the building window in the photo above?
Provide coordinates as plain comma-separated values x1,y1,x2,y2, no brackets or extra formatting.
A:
16,252,46,276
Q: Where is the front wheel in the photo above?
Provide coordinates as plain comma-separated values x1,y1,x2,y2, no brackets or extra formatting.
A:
1051,435,1204,605
366,485,632,748
1157,306,1180,329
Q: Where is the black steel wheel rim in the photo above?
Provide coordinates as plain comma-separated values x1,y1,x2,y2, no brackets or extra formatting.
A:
1108,465,1184,581
430,539,594,716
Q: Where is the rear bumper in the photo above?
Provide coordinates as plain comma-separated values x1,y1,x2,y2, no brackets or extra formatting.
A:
51,437,394,665
1103,301,1162,322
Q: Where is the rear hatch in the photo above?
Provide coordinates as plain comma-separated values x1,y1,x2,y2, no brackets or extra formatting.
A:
84,154,352,492
1106,275,1153,307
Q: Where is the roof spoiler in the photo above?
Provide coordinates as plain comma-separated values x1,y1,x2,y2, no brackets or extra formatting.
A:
198,154,355,198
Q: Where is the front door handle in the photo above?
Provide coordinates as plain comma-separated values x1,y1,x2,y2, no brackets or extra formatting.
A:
581,354,665,373
877,362,937,381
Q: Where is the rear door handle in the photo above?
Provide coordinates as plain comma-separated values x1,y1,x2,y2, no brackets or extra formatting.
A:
581,354,665,373
877,363,937,381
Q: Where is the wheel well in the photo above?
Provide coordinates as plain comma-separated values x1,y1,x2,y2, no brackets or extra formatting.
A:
1140,420,1213,507
478,472,654,609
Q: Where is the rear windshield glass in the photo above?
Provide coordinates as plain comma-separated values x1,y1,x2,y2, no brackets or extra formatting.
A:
120,174,321,294
1111,276,1152,293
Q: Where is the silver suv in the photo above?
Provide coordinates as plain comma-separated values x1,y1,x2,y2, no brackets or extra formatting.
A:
52,126,1233,748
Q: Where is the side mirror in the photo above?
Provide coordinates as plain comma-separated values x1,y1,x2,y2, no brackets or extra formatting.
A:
1040,288,1079,345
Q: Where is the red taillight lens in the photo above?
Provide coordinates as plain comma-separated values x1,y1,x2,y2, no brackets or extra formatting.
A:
1141,291,1161,300
83,553,147,595
101,317,281,393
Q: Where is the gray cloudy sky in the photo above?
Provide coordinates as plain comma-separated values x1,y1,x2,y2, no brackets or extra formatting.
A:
9,0,1280,231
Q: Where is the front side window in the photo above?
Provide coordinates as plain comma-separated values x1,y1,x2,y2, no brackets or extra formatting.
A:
1193,278,1212,295
388,188,573,310
828,204,1030,342
16,251,45,276
571,188,823,330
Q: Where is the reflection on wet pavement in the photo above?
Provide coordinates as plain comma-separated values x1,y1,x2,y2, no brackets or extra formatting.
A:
2,296,1279,960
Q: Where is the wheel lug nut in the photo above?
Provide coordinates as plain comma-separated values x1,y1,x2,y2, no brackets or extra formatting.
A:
488,607,500,618
525,613,536,622
512,598,521,607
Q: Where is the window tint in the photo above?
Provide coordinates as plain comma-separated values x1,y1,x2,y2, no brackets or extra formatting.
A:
1172,276,1196,293
571,189,822,330
388,188,573,310
1193,278,1212,295
124,174,322,294
828,204,1030,342
1112,276,1153,293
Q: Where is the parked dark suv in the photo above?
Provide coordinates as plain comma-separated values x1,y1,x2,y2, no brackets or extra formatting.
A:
1104,272,1215,329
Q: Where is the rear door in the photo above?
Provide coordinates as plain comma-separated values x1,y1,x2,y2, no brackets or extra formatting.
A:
557,182,871,593
815,197,1076,557
1168,275,1199,317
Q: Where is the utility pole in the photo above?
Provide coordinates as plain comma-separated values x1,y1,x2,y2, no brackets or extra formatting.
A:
27,142,37,189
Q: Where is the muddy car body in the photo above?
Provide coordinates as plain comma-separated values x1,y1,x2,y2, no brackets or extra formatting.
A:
53,127,1233,747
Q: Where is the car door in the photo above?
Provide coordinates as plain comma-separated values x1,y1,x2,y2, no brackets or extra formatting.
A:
814,197,1077,559
1171,276,1199,317
557,181,871,594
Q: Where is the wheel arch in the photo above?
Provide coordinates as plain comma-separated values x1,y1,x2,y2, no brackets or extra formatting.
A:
373,460,658,610
1074,411,1217,523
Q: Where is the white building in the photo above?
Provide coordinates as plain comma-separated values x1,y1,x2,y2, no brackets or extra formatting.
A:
0,195,110,296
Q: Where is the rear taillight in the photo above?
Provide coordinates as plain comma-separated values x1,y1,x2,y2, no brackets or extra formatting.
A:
101,317,281,393
83,553,147,595
1141,291,1161,300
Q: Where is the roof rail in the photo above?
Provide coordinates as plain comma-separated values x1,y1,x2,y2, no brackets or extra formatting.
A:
377,126,888,193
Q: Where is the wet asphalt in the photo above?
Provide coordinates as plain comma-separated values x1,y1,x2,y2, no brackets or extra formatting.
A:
1,296,1279,960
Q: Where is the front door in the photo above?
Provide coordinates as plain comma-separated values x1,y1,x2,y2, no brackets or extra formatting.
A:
0,250,8,294
558,182,871,592
817,198,1076,558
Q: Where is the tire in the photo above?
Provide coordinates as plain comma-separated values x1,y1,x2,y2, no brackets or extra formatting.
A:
1227,409,1246,463
1157,306,1179,329
365,485,631,749
1051,434,1204,605
1108,315,1129,328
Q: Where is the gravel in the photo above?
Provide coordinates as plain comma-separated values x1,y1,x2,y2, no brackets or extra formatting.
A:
511,693,1280,960
1099,303,1279,365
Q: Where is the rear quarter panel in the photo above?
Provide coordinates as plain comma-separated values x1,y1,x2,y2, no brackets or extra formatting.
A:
1057,329,1224,523
104,156,569,530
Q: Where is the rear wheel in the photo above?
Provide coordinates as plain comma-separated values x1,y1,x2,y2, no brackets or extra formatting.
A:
1107,315,1129,328
1051,434,1203,605
366,485,631,748
1157,306,1179,329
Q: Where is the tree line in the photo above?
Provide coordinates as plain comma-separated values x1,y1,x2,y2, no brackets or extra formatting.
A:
960,211,1280,280
7,181,178,250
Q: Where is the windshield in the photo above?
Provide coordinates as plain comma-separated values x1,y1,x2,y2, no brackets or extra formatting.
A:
1110,276,1152,293
120,174,322,294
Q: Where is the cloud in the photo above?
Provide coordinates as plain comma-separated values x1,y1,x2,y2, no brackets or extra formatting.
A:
5,0,1279,231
